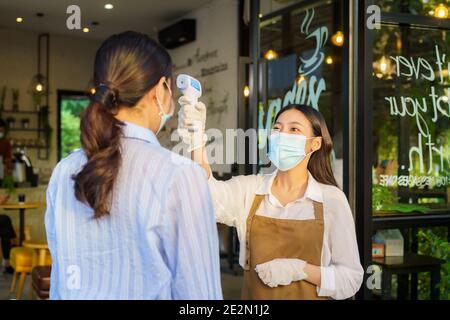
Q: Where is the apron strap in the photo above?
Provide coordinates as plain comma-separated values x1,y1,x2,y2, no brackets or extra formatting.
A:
244,195,265,271
312,201,324,222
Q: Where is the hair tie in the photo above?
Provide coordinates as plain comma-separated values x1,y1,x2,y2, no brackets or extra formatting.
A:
94,83,119,109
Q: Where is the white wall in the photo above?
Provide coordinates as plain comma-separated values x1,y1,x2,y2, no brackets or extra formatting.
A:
1,0,240,177
0,26,101,173
159,0,239,174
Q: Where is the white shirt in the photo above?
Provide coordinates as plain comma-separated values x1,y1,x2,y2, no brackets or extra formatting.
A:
208,171,364,300
45,122,223,300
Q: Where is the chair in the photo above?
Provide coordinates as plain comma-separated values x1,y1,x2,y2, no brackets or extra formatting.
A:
32,266,51,299
9,241,51,300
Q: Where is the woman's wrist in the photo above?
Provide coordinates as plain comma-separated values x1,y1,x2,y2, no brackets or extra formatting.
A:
303,262,322,287
191,146,211,178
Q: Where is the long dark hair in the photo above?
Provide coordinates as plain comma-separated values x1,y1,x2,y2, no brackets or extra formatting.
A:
72,31,172,218
274,104,338,188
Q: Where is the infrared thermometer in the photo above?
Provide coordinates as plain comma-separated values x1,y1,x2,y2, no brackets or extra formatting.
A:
176,74,202,105
176,74,203,133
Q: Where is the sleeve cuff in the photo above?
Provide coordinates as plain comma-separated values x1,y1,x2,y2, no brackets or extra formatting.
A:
317,266,336,297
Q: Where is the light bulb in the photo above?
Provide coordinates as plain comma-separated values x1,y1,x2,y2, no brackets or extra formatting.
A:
435,4,449,19
264,49,278,60
244,86,250,98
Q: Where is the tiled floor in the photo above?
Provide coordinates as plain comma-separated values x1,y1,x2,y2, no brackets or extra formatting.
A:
0,271,19,300
0,262,243,300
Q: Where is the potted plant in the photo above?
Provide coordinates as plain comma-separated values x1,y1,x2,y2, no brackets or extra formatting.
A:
0,175,15,204
372,184,429,213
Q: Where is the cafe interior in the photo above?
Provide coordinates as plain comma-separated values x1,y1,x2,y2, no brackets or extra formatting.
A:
0,0,449,300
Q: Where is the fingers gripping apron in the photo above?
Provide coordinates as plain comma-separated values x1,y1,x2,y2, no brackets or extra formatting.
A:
241,195,326,300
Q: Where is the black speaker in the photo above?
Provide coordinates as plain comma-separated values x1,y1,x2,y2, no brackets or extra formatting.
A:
158,19,196,49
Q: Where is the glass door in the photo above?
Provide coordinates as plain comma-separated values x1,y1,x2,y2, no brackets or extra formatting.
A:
257,0,347,189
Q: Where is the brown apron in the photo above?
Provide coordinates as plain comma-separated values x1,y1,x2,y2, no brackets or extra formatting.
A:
242,194,327,300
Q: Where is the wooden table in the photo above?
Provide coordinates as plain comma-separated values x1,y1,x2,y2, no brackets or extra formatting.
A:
373,207,450,299
0,203,45,246
373,253,444,300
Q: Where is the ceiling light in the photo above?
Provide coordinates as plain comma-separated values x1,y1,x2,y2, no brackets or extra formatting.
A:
104,4,114,10
82,27,90,33
16,17,23,23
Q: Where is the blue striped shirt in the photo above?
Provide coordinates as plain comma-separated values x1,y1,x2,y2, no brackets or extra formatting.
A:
45,121,223,300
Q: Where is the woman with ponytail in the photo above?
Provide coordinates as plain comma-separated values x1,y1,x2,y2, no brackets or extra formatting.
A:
178,103,364,300
45,31,222,300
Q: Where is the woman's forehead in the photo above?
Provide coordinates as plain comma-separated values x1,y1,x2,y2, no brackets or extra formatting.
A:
277,109,308,124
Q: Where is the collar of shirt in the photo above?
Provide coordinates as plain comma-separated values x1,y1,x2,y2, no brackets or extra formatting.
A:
255,170,323,207
121,121,160,146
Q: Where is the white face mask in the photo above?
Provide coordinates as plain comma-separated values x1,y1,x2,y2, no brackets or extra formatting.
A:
155,80,174,135
268,132,315,171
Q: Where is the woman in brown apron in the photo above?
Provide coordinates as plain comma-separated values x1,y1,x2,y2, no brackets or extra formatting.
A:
178,103,364,300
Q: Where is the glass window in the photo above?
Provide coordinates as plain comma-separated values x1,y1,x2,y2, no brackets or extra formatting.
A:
376,0,450,18
372,23,450,299
258,0,345,187
372,24,450,210
58,91,90,159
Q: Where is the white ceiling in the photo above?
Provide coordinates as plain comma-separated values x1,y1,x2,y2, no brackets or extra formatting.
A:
0,0,213,41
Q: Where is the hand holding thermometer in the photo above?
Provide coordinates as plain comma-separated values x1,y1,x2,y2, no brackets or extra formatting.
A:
176,74,202,133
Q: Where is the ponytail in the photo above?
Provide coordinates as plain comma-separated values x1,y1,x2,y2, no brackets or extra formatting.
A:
73,85,123,218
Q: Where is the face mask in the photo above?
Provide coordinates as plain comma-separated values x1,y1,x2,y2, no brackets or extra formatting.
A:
268,132,315,171
155,80,174,135
0,132,4,139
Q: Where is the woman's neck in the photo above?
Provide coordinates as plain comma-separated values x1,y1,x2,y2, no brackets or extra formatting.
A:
274,163,309,191
115,104,153,131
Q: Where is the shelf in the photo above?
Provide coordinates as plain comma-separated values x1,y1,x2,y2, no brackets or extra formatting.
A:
373,208,450,230
9,128,45,132
11,145,48,149
0,110,40,115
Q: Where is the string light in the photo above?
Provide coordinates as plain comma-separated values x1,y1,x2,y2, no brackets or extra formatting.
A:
244,86,250,98
331,31,344,46
434,4,449,19
264,49,278,60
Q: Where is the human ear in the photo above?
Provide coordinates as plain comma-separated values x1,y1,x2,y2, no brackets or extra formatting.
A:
311,137,322,152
